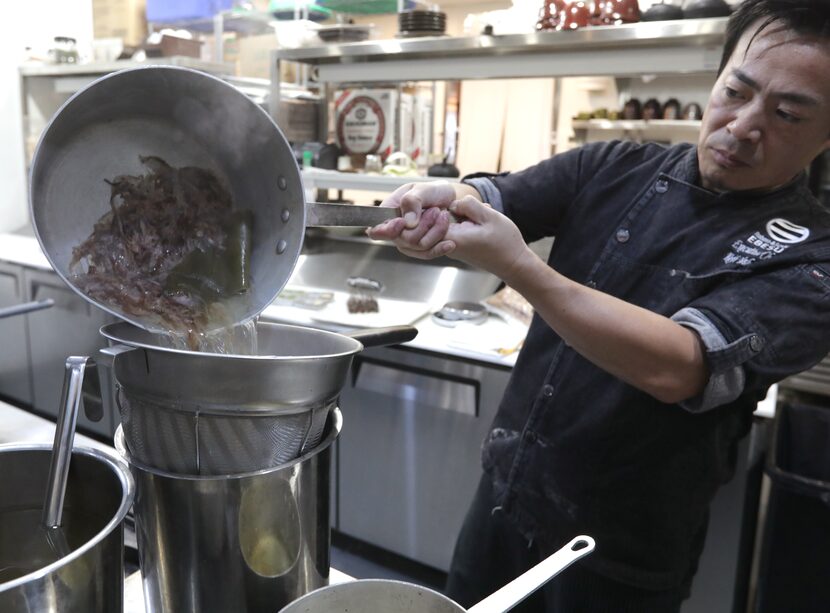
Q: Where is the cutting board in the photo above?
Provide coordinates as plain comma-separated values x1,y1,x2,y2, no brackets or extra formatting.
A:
307,291,431,328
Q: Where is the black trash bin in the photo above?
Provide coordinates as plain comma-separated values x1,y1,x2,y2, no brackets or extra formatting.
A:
756,401,830,613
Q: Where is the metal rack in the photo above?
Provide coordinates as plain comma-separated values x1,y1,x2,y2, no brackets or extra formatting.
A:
272,17,727,87
271,17,727,188
18,57,233,171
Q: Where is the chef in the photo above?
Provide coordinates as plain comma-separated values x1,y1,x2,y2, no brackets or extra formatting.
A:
368,1,830,610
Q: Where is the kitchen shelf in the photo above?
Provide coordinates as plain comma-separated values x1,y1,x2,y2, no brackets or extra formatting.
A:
274,17,728,83
302,168,455,191
19,56,233,77
149,11,275,35
572,119,702,131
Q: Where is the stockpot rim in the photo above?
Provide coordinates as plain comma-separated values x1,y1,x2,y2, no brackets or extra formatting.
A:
0,443,135,593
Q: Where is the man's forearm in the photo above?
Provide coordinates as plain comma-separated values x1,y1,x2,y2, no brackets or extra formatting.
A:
454,182,482,201
505,247,709,404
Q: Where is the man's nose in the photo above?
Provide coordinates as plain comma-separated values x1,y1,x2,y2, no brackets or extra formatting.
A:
726,103,763,143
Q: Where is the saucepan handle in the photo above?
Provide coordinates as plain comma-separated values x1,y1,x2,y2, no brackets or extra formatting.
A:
466,535,596,613
347,325,418,348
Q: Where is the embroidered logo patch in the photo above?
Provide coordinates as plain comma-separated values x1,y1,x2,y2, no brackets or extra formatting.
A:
723,218,809,266
766,218,810,244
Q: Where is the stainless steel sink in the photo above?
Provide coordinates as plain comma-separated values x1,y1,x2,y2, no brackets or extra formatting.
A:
287,228,501,305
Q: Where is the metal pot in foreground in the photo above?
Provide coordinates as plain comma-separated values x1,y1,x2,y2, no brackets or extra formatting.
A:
0,444,134,612
278,535,595,613
115,408,341,613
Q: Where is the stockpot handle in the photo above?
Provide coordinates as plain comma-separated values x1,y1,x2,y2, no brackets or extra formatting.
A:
347,325,418,348
466,535,596,613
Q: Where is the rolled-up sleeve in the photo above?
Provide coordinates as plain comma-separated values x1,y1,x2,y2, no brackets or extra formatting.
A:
462,176,504,213
673,261,830,412
672,307,750,412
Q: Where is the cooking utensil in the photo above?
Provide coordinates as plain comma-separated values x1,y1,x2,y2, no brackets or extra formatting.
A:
279,535,596,613
28,66,413,334
100,320,416,475
0,443,133,612
641,1,684,21
41,356,96,559
115,409,339,613
682,0,731,18
432,301,488,327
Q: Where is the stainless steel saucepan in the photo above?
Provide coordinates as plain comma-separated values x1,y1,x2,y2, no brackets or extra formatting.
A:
279,535,596,613
29,65,406,332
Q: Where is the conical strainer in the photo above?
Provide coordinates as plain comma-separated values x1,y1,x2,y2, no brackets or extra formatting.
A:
96,320,417,476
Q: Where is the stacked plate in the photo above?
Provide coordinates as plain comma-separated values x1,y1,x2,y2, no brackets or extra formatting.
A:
317,24,373,43
397,9,447,37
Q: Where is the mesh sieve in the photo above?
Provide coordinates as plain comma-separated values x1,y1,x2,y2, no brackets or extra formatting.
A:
116,388,334,475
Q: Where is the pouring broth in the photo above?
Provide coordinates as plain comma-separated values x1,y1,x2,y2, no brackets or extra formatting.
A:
69,156,257,352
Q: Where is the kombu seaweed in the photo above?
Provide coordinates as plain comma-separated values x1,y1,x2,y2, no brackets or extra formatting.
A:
70,156,254,348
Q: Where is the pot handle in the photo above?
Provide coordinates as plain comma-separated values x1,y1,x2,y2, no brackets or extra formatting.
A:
0,298,54,319
466,535,596,613
347,325,418,348
97,344,137,425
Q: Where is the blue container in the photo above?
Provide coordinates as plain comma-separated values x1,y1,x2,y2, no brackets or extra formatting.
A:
146,0,235,23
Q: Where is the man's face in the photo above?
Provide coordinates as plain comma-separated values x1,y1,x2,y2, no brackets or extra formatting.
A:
698,23,830,193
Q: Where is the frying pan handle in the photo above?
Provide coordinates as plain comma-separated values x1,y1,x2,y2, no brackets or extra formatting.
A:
347,325,418,348
466,535,596,613
307,202,400,227
306,202,460,228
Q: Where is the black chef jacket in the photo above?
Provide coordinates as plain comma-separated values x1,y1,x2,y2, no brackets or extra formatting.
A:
463,141,830,590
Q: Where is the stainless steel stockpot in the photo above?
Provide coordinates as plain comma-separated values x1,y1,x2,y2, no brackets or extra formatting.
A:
0,444,134,612
115,408,342,613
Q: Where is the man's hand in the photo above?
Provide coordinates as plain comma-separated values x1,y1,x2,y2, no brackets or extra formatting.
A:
442,196,533,283
366,180,481,260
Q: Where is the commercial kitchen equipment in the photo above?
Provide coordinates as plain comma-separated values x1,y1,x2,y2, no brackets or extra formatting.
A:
280,536,595,613
0,443,134,611
29,65,415,335
116,410,341,613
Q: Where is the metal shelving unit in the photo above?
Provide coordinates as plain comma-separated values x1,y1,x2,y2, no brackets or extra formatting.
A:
19,56,232,78
18,57,234,172
273,17,728,86
571,118,702,132
271,17,727,191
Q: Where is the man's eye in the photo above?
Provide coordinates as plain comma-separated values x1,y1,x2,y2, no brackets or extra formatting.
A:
776,109,802,123
724,86,741,99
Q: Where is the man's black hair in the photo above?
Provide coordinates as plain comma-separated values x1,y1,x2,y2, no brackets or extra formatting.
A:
719,0,830,74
